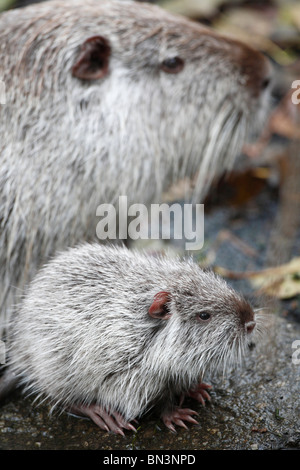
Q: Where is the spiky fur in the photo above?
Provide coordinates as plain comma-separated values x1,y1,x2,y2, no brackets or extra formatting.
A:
0,0,271,338
8,243,258,421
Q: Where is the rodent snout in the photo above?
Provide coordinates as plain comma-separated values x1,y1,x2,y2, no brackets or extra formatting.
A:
245,320,256,335
228,38,273,98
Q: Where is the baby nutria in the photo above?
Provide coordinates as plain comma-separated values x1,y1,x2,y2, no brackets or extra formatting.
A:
0,0,272,338
1,244,259,434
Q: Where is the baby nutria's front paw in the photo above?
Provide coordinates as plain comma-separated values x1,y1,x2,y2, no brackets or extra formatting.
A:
161,406,199,433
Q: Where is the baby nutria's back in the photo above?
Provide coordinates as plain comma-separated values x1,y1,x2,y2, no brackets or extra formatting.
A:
0,0,272,337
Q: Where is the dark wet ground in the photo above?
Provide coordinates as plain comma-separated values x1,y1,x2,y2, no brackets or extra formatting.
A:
1,175,300,451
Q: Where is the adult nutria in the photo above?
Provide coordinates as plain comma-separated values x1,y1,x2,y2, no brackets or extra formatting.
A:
1,243,260,434
0,0,272,338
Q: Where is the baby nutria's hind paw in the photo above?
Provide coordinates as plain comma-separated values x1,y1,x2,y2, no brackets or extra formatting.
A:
186,382,212,406
68,403,137,436
162,407,199,433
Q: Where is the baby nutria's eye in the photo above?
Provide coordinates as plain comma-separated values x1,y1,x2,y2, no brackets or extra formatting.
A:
198,312,211,321
160,57,184,74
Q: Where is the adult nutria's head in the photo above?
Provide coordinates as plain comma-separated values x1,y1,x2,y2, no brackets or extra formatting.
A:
0,0,272,337
1,0,272,200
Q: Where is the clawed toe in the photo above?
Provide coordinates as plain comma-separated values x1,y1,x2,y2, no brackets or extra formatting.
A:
187,382,212,406
68,403,137,435
67,383,212,435
162,407,199,432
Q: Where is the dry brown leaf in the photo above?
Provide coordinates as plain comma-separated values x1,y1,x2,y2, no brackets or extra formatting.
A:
158,0,223,18
268,89,300,139
215,257,300,299
280,4,300,31
243,89,300,159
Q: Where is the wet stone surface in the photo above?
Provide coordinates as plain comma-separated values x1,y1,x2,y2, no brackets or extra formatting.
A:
1,180,300,450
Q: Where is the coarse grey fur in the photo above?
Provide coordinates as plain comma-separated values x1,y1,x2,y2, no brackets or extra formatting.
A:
0,0,272,338
6,243,261,425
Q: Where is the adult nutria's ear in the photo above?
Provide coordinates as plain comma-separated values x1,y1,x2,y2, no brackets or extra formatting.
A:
148,291,172,320
72,36,111,80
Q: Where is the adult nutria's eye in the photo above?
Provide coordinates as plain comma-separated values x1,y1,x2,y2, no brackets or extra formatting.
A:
198,312,211,321
160,57,184,74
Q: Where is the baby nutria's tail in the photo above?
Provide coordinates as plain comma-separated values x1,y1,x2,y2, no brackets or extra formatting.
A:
0,368,19,402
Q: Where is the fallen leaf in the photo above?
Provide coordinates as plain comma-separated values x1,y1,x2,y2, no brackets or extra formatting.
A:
215,257,300,299
158,0,223,18
280,4,300,31
0,0,16,12
268,90,300,140
251,427,268,433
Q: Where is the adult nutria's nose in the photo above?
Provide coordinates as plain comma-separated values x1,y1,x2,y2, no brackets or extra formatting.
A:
229,38,273,98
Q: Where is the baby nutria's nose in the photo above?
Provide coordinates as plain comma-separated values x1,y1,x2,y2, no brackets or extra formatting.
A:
245,320,256,335
229,38,273,98
237,298,256,333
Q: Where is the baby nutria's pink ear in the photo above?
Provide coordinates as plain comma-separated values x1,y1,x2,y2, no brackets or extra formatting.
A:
72,36,111,80
148,291,172,320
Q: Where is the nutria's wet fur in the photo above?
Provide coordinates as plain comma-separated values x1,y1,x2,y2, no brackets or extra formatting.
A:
5,244,259,432
0,0,271,338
